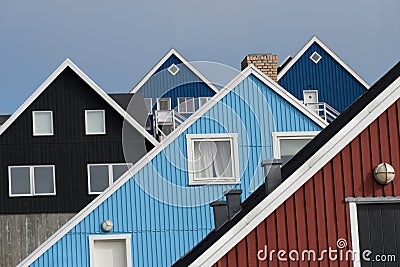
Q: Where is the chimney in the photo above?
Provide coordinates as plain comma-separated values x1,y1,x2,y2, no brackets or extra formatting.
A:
224,189,243,220
262,159,283,194
210,200,228,230
241,54,278,82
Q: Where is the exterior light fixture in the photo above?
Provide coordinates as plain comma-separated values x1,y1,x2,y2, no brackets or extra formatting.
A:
101,220,113,232
374,163,395,185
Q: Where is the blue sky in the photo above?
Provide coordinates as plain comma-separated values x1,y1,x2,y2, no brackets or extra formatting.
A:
0,0,399,114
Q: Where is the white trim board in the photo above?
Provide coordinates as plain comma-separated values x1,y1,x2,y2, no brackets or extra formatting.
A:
0,59,158,146
277,36,370,89
17,63,330,267
130,48,219,94
188,74,400,266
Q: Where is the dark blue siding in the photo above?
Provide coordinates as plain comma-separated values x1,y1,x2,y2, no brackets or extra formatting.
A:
278,42,367,112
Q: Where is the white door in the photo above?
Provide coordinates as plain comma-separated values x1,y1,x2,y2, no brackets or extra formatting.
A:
303,90,318,113
93,240,127,267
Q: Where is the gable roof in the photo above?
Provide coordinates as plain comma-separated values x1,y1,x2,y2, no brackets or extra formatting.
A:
0,59,159,146
18,64,328,267
277,36,370,89
174,61,400,267
130,48,220,94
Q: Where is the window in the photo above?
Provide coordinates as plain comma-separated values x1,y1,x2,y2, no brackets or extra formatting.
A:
156,98,171,111
89,234,132,267
310,51,322,64
177,97,195,113
85,110,106,135
32,111,53,136
88,163,133,194
144,98,153,114
198,97,211,108
186,133,239,185
9,165,56,196
167,64,180,76
272,132,319,159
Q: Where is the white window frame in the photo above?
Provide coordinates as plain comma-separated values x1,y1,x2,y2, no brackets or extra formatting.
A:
156,98,171,111
272,131,320,159
85,110,106,135
87,163,133,195
167,63,180,76
89,234,132,267
177,97,195,114
32,111,54,136
347,197,400,267
310,51,322,64
8,165,56,197
186,133,240,185
198,97,211,108
144,98,153,115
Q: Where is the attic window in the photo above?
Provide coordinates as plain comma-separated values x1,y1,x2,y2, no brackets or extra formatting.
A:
168,64,180,76
310,52,322,64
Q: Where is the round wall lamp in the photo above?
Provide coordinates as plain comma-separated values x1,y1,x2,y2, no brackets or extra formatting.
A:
374,163,395,185
101,220,114,232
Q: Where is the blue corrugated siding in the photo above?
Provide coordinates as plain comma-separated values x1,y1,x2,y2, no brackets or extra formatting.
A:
278,42,367,112
137,55,216,110
31,74,321,267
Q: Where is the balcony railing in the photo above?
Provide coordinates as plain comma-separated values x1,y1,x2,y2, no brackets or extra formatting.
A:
305,102,340,123
153,110,187,139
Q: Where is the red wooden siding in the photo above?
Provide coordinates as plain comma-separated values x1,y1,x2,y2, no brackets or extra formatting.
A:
214,99,400,266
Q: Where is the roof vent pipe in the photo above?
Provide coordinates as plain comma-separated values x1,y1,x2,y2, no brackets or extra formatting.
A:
224,189,243,220
210,200,228,230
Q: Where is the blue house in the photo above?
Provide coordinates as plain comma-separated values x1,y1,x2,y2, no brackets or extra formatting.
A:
19,66,328,267
130,48,219,138
277,36,369,117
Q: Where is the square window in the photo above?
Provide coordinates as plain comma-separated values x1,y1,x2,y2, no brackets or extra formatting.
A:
85,110,106,135
310,51,322,64
32,111,53,136
198,97,211,108
272,132,319,159
88,163,132,194
9,165,56,196
186,134,239,185
156,98,171,111
168,64,180,75
178,97,195,113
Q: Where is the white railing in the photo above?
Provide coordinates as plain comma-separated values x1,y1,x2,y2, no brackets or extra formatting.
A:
154,110,187,138
305,102,340,123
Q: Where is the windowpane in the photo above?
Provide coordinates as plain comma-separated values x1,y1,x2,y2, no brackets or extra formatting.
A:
34,166,55,194
10,167,31,195
33,111,53,135
280,138,311,157
193,140,232,179
86,111,105,134
199,97,210,108
89,165,109,193
112,164,130,182
158,99,170,110
178,97,194,113
144,98,153,114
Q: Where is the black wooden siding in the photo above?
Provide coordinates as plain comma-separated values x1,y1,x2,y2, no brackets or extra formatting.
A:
358,203,400,266
0,67,152,214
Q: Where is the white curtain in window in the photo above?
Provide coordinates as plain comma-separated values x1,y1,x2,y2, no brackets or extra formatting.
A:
213,141,232,177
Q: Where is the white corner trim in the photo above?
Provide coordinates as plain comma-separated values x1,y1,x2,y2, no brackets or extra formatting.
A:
349,202,361,267
277,36,370,89
130,48,219,94
189,75,400,266
89,234,132,267
0,58,159,146
272,131,320,159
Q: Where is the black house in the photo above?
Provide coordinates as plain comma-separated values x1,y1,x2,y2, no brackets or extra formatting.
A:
0,59,158,214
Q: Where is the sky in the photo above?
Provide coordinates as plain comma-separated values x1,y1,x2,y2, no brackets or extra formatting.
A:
0,0,399,114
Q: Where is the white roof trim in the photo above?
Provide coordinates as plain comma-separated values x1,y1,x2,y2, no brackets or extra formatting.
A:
277,36,370,89
17,63,329,267
189,75,400,266
130,48,219,94
0,58,159,147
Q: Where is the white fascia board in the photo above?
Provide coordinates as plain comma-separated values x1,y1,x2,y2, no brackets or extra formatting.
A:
130,48,219,94
277,36,370,89
17,62,334,267
189,76,400,266
0,59,158,146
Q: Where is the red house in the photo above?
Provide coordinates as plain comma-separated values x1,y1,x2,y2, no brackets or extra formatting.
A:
174,61,400,267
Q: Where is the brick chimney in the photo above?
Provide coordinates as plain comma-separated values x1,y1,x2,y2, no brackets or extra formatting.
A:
241,54,278,82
